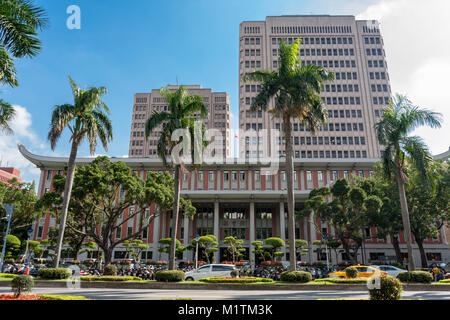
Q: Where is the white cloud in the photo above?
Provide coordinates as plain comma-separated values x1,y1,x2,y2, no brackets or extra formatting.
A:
357,0,450,154
0,105,43,184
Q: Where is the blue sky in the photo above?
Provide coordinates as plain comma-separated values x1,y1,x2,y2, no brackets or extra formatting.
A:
1,0,449,184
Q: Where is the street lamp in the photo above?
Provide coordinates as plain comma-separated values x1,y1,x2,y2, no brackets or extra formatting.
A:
195,234,200,269
0,204,13,273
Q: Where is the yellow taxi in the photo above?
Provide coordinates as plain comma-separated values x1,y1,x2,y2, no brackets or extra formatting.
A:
328,265,387,278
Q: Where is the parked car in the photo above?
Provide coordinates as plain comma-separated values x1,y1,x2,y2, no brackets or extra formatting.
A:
328,265,387,278
185,264,236,281
370,265,406,278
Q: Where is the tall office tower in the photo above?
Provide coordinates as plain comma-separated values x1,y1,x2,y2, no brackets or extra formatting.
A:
129,85,231,158
239,15,391,160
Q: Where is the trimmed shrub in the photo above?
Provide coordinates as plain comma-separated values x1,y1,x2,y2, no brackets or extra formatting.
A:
0,273,18,279
155,270,185,282
81,276,142,282
103,264,118,276
345,267,358,279
398,271,433,284
11,275,34,297
369,275,402,300
439,279,450,284
199,277,274,284
39,295,90,300
314,278,367,284
37,268,72,280
280,271,312,283
230,270,239,278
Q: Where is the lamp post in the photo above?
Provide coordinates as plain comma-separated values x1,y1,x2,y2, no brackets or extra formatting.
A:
0,204,13,273
195,234,200,269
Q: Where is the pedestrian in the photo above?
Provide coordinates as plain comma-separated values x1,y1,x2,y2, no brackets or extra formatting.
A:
432,266,440,282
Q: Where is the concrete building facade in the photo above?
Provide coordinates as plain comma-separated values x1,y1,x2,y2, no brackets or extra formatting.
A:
19,145,449,265
239,15,391,160
130,85,231,158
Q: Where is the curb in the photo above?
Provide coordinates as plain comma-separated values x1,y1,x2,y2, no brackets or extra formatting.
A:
0,281,449,291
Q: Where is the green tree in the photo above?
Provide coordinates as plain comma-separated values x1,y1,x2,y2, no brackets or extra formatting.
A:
47,77,113,267
223,236,245,263
308,179,383,264
1,234,21,258
375,94,442,270
0,0,48,87
367,166,404,264
159,238,184,261
0,100,14,134
243,39,334,271
79,241,97,260
145,85,208,270
251,240,268,263
0,0,48,134
193,235,218,264
0,179,40,238
407,159,450,268
286,239,309,262
264,237,285,262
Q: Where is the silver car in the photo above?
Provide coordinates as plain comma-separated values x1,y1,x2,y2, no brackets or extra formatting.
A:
185,264,236,281
370,265,406,278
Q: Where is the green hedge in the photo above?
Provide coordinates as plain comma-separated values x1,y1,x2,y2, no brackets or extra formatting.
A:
280,271,312,283
0,273,18,279
39,295,90,300
397,271,433,284
314,278,368,284
438,279,450,284
80,276,142,282
155,270,185,282
199,277,274,284
37,268,72,280
369,275,402,300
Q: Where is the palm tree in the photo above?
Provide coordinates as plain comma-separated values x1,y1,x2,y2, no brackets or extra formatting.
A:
145,86,208,270
375,94,442,271
0,99,14,134
48,76,113,267
243,39,334,271
0,0,48,87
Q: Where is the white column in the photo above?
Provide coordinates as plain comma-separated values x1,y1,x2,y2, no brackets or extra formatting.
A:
279,201,286,256
152,206,160,261
183,214,189,261
441,225,448,245
214,201,220,263
249,201,255,268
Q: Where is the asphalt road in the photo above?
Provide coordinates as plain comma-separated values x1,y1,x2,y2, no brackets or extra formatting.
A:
1,287,449,300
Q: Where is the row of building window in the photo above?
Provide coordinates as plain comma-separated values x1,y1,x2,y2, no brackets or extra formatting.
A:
299,47,355,57
270,25,352,35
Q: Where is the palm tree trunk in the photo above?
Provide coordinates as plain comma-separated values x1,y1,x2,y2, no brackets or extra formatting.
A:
54,140,79,267
168,165,181,270
283,115,296,271
391,235,403,265
396,176,416,271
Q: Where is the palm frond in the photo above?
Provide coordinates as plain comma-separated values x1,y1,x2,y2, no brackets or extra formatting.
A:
402,135,433,183
0,45,17,86
0,98,15,134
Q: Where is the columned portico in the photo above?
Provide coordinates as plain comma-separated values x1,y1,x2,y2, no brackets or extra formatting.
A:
213,200,220,263
249,200,255,267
